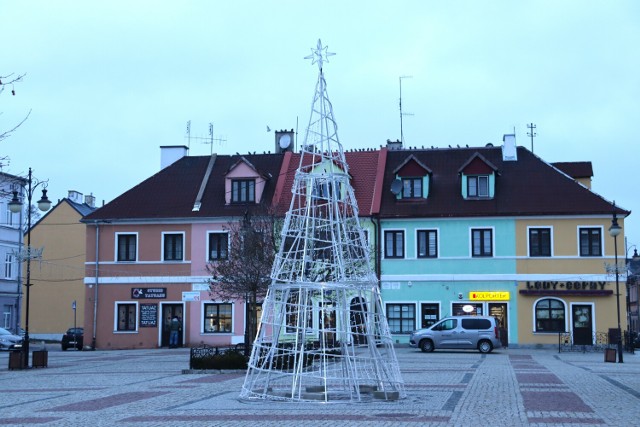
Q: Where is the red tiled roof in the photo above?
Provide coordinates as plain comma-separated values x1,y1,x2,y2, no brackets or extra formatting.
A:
273,149,383,216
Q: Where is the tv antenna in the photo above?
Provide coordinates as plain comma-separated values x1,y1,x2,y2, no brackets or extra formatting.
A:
399,75,413,145
527,123,537,153
185,121,226,154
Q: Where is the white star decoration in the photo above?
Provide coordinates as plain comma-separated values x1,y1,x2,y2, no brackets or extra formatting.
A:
304,39,335,70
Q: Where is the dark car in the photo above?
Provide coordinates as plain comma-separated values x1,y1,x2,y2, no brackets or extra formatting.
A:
0,327,23,350
61,327,84,351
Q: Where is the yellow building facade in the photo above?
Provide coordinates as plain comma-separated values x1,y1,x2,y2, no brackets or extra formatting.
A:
21,193,95,339
516,216,627,347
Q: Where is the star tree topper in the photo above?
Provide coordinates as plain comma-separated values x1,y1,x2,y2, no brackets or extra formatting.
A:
304,39,335,71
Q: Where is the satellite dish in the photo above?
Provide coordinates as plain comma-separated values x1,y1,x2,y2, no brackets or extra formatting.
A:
279,134,292,149
390,179,402,195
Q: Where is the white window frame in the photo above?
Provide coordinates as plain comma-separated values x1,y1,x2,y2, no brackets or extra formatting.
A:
206,231,229,261
527,226,554,257
115,232,138,262
114,301,139,333
161,231,186,262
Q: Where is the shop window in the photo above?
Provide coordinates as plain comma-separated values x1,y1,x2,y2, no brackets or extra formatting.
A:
417,230,437,258
285,291,313,333
117,233,137,262
163,233,184,261
204,303,232,333
529,228,551,257
386,303,415,334
421,303,439,329
471,228,493,257
579,227,602,257
116,303,137,331
535,298,566,332
384,230,404,259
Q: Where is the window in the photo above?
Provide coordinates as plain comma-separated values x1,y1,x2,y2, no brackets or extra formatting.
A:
5,205,14,226
579,228,601,257
401,178,422,199
208,232,229,260
384,230,404,258
468,176,489,197
4,254,13,279
3,305,12,329
313,180,341,200
163,233,184,261
117,234,137,262
529,228,551,257
386,303,415,334
116,303,137,331
285,291,313,333
471,228,493,257
535,298,566,332
417,230,437,258
231,179,255,203
204,303,232,333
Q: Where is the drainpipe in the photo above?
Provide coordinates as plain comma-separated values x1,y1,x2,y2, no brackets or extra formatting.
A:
91,221,100,350
373,214,381,282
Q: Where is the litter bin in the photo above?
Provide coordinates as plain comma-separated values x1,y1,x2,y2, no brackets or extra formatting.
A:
8,350,24,370
604,348,616,363
32,350,48,368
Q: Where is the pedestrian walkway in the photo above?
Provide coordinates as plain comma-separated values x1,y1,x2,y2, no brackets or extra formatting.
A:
1,345,639,426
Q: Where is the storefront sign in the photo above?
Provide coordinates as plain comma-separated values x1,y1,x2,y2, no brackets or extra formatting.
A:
139,303,158,327
525,281,606,291
131,287,167,299
469,291,510,301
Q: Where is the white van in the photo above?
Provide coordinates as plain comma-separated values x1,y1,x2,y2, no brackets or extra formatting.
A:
409,316,502,354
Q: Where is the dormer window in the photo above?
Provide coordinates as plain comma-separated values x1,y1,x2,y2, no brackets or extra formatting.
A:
231,179,255,203
402,178,422,199
392,155,432,201
459,153,498,200
467,175,489,198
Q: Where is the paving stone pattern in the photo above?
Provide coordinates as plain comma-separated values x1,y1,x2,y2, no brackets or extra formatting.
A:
0,345,639,426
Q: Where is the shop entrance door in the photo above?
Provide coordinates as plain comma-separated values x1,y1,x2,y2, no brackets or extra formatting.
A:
161,304,184,348
572,305,593,345
421,303,439,329
489,303,508,347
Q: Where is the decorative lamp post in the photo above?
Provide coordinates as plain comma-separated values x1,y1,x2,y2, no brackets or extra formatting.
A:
608,208,623,363
8,167,51,368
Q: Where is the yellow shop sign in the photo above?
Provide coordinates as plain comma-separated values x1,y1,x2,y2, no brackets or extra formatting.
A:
469,291,510,301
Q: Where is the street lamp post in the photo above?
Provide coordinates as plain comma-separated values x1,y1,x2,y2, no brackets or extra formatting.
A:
608,209,623,363
8,167,51,368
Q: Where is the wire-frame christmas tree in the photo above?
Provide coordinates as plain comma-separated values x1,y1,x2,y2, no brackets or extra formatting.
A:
240,40,405,402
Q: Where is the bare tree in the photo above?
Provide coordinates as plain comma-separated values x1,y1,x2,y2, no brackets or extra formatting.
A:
1,73,31,146
207,209,278,355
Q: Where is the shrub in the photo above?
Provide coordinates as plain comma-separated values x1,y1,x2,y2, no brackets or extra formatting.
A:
191,349,248,370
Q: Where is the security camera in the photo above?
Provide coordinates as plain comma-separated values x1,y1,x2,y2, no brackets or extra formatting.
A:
458,293,463,300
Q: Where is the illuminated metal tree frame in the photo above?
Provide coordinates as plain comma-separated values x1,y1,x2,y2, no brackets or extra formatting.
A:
240,40,405,402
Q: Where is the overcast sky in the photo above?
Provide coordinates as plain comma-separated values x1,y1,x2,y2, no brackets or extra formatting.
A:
2,1,639,252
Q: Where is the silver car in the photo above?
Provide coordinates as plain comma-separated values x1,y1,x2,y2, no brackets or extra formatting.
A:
409,316,502,354
0,327,23,351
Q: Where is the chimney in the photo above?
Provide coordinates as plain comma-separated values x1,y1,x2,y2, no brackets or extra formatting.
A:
160,145,189,169
84,193,96,208
386,139,403,151
502,134,517,161
275,129,294,153
68,190,83,204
